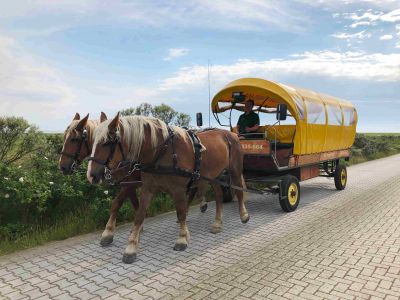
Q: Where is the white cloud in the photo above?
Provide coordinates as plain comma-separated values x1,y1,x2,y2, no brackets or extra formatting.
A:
332,30,371,39
164,48,189,61
350,21,372,28
0,34,76,125
341,8,400,28
298,0,400,12
379,34,393,40
159,51,400,91
0,0,308,33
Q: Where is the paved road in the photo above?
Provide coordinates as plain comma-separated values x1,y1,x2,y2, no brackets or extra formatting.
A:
1,155,400,300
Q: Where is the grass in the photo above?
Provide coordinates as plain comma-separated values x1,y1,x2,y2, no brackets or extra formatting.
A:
0,191,206,256
0,208,98,255
362,132,400,136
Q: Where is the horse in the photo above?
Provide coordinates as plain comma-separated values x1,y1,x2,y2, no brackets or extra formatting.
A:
87,113,249,263
58,112,140,246
59,112,208,247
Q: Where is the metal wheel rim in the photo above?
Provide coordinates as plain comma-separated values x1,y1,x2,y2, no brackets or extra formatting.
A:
340,169,347,186
288,183,298,206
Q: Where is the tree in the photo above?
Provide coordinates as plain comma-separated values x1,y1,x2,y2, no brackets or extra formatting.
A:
152,104,178,125
135,103,153,116
174,113,191,127
120,102,192,126
0,117,44,164
120,107,135,116
120,103,153,117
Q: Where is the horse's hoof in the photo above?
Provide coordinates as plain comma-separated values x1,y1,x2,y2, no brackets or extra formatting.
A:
122,253,137,264
241,214,250,224
173,243,187,251
200,203,208,213
100,235,113,246
210,226,222,234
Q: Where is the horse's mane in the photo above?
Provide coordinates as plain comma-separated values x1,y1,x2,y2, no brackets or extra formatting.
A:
65,119,99,144
94,116,189,161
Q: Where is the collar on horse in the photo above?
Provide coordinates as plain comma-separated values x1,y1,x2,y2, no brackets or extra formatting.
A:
61,129,90,171
105,126,204,192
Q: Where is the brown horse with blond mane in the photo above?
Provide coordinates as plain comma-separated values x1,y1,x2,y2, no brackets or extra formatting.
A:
59,112,209,247
87,113,249,263
58,112,140,246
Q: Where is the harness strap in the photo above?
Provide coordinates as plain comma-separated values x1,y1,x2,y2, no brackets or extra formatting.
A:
185,130,202,191
61,130,90,167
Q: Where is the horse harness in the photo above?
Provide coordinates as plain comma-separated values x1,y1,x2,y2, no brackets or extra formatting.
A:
116,127,204,193
87,131,127,181
87,126,253,193
61,129,91,171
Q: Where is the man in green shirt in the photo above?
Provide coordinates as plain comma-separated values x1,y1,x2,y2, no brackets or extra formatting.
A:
237,100,260,137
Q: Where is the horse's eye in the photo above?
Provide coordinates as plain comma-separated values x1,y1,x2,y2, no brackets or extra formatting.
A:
70,137,80,143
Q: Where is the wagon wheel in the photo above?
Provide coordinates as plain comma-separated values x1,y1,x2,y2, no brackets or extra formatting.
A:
334,164,347,190
222,186,234,203
279,175,300,212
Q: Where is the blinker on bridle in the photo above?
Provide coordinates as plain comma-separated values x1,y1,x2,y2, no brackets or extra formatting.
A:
87,131,127,181
61,129,90,172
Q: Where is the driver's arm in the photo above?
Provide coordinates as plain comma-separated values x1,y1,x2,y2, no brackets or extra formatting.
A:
246,124,259,132
217,103,234,113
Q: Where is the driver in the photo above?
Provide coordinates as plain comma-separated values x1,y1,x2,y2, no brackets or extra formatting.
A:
237,100,260,137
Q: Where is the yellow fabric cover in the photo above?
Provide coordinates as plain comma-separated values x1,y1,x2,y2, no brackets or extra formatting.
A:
212,78,358,155
258,125,296,144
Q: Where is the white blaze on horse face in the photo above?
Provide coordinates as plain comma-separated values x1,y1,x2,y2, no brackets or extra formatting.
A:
87,143,97,184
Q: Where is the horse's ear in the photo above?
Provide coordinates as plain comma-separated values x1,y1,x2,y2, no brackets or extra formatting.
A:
73,113,80,121
76,114,89,131
100,112,107,123
108,112,120,133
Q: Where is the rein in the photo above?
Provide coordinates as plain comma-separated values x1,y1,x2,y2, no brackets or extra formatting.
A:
61,129,90,171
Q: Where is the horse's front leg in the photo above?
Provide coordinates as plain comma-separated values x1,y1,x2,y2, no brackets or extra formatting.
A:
173,193,190,251
127,187,139,210
100,187,129,246
122,189,153,264
210,184,223,234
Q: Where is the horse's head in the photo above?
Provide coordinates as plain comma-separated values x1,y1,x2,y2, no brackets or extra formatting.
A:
59,113,90,175
87,112,128,184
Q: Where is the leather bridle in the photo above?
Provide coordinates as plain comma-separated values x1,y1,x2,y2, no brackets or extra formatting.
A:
61,129,90,172
87,134,127,181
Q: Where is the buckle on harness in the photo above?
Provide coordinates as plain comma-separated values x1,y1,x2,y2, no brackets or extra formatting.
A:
192,171,201,180
104,167,112,181
128,163,140,175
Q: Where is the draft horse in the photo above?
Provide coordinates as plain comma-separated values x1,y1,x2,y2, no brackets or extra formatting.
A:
58,112,140,246
87,113,250,263
59,112,208,247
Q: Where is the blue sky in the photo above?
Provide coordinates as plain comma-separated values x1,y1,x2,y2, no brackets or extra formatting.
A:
0,0,399,132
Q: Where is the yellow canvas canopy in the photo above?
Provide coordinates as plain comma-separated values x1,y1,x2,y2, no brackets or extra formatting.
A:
212,78,357,155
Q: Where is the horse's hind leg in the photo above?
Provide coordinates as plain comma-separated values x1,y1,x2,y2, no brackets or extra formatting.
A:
173,193,190,251
122,189,153,264
199,196,208,213
100,187,129,246
211,184,223,234
187,188,207,213
234,174,250,223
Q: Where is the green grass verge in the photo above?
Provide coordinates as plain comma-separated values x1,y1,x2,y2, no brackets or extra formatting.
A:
0,192,196,256
0,208,98,255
